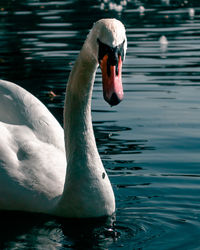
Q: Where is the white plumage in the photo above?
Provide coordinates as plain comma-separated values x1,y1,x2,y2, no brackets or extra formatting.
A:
0,18,127,218
0,80,66,211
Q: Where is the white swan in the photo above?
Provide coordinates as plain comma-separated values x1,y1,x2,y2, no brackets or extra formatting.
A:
0,18,127,218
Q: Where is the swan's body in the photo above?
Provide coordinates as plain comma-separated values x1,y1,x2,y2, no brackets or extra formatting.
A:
0,80,66,212
0,19,127,218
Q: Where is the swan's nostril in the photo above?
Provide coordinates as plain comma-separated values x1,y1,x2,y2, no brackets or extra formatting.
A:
109,92,122,106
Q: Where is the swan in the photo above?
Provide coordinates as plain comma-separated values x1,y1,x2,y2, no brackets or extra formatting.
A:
0,18,127,218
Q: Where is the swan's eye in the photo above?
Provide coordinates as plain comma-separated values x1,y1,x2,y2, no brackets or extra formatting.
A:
97,39,125,77
97,39,125,65
97,39,110,63
117,40,125,61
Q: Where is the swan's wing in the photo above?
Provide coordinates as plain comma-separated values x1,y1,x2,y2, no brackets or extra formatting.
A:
0,80,64,150
0,80,66,211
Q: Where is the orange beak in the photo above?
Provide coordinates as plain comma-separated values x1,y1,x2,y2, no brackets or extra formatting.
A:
100,54,124,106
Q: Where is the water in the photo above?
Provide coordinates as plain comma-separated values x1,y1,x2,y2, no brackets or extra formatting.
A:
1,0,200,249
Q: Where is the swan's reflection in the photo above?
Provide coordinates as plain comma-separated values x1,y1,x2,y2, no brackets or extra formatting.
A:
0,211,117,249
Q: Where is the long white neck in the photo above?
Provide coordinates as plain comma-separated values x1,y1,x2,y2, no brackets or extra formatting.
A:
55,43,115,218
64,49,98,162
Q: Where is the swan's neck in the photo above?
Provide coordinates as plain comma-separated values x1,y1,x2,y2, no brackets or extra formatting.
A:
64,49,98,160
56,45,115,218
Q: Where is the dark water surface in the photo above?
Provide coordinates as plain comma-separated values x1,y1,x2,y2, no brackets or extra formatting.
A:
1,0,200,249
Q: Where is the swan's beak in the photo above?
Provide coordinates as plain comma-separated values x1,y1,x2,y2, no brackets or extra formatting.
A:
100,54,124,106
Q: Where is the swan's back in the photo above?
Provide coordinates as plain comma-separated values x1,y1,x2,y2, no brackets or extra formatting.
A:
0,80,66,213
0,80,64,148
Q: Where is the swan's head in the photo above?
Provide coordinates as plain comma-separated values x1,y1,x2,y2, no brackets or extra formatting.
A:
86,18,127,106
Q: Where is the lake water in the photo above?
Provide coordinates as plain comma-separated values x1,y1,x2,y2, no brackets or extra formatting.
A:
1,0,200,249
